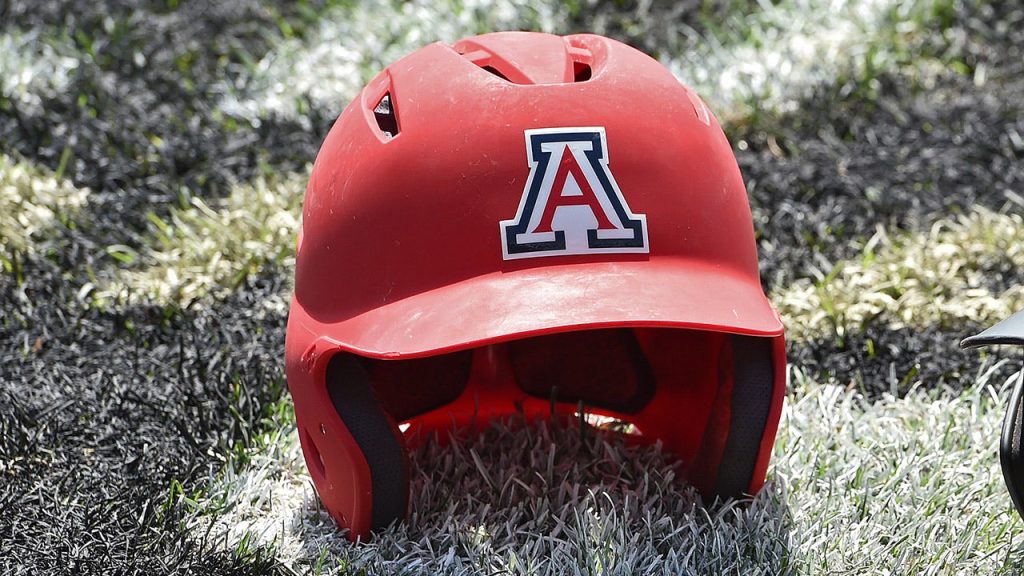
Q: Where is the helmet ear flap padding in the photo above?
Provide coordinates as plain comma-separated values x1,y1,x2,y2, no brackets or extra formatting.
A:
714,335,776,498
690,335,776,499
325,354,410,532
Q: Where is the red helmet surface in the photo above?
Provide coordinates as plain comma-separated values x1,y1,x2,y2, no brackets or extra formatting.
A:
286,31,786,541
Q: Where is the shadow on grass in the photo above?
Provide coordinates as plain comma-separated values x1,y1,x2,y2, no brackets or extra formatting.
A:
287,418,793,575
0,254,292,574
789,323,1024,400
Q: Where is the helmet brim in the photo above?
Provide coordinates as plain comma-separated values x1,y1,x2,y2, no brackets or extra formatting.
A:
290,257,784,359
960,309,1024,349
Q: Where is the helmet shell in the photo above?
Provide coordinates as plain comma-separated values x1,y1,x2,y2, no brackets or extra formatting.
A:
287,31,786,540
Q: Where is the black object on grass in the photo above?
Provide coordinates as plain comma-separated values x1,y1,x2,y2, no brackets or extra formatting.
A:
962,310,1024,522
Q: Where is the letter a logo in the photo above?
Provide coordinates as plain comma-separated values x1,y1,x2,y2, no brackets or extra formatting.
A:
500,127,648,260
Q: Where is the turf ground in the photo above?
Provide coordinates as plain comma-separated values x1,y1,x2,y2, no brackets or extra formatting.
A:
1,0,1023,574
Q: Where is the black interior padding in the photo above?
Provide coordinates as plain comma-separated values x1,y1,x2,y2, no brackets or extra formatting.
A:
326,354,409,532
508,328,656,414
714,335,775,498
367,351,473,422
1000,370,1024,520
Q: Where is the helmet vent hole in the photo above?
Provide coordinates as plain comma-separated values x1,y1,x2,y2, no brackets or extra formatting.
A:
481,65,512,82
573,62,592,82
372,93,399,139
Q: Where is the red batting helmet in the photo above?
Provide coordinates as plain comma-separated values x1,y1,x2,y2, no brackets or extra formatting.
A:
286,31,786,541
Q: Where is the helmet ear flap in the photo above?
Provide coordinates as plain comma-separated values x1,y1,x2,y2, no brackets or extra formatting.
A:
1000,370,1024,521
690,335,776,500
326,354,410,532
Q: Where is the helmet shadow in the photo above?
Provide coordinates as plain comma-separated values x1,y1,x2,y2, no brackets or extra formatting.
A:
290,416,793,574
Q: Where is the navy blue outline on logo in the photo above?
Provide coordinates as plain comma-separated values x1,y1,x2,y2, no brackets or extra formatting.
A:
500,128,647,259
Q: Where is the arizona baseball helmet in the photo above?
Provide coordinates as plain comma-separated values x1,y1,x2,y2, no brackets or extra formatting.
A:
286,31,787,540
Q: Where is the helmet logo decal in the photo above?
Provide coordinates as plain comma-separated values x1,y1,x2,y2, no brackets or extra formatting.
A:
500,127,648,260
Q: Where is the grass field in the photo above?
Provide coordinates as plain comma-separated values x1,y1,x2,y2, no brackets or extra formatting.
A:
2,0,1024,574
